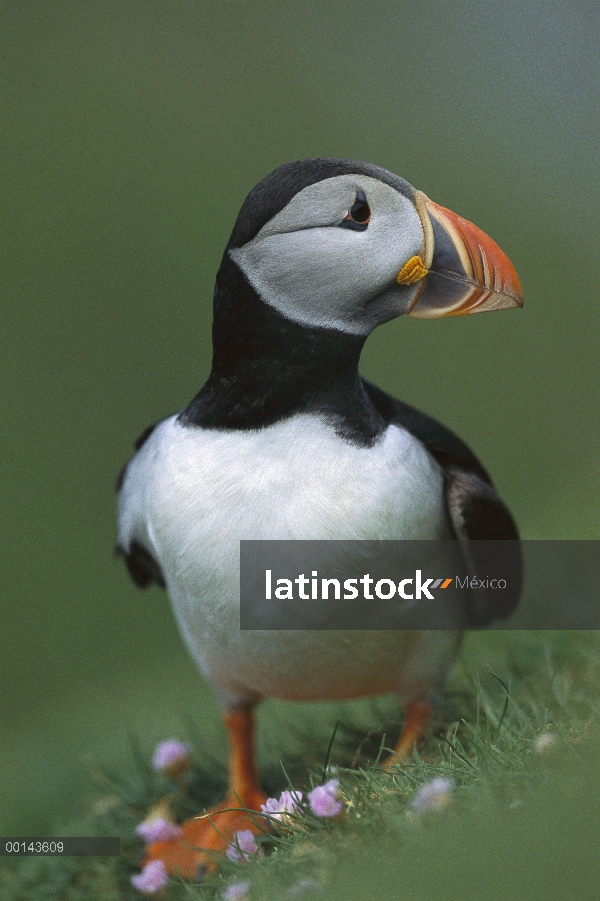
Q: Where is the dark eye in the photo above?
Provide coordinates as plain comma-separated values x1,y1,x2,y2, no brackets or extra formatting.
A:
340,190,371,231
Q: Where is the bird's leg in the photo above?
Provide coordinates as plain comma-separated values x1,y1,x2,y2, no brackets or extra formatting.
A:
381,699,433,767
143,706,268,880
223,705,268,810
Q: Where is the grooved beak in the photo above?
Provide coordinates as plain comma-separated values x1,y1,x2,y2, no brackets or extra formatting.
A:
405,192,523,319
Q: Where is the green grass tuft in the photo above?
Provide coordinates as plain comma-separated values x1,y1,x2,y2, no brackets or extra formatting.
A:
3,631,600,900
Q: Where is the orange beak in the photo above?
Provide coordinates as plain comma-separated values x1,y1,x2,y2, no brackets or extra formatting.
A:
404,192,523,319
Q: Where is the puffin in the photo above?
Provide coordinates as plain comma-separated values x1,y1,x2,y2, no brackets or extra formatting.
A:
116,158,523,878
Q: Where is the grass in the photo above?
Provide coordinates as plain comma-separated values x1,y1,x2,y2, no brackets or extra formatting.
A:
2,631,600,900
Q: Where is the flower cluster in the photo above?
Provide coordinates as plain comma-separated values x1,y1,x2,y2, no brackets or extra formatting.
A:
410,777,454,813
130,740,193,893
226,829,261,862
307,778,344,818
259,779,345,824
131,860,169,894
135,817,183,844
261,789,304,823
222,880,251,900
151,738,191,779
130,735,463,898
130,742,351,893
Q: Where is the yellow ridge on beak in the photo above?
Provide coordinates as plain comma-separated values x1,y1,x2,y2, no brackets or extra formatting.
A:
397,255,429,285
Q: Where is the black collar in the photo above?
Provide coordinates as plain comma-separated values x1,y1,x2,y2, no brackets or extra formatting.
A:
178,256,385,446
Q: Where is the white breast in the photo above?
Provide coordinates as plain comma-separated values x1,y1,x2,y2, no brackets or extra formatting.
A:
118,414,461,706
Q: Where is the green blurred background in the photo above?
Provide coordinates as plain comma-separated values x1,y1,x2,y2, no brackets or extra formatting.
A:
1,0,598,838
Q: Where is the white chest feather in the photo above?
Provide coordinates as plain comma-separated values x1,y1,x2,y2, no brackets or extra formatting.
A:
119,413,448,552
118,414,458,704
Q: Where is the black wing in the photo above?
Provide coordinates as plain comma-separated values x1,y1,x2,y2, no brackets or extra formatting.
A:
115,538,166,589
363,379,522,626
115,419,167,590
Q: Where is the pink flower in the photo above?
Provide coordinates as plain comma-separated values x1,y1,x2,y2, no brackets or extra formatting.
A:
226,829,260,862
307,779,343,818
410,777,454,812
135,817,183,843
222,880,251,900
152,739,191,778
131,859,169,894
261,789,303,822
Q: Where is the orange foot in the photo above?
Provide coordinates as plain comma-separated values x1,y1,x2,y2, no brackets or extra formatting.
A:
143,787,269,880
141,707,269,880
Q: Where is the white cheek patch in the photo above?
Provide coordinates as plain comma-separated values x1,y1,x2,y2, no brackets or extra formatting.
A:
230,175,425,335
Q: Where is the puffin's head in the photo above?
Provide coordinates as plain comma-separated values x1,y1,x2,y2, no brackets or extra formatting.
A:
226,158,522,336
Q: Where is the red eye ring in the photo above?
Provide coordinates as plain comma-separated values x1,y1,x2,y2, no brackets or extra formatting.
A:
340,191,371,231
344,199,371,225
